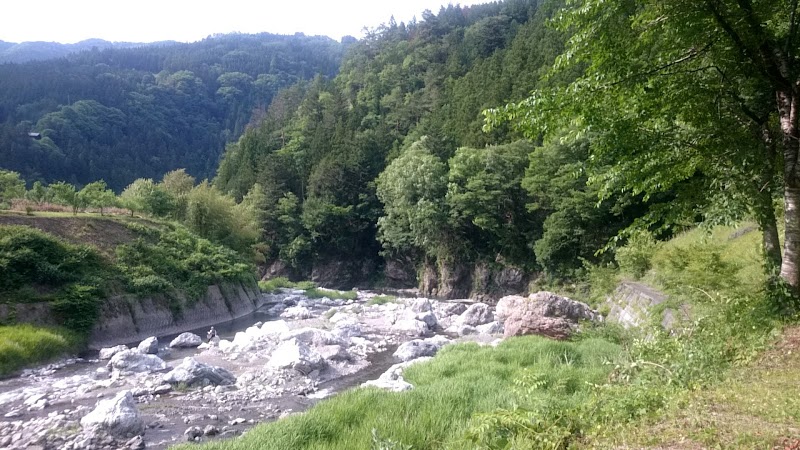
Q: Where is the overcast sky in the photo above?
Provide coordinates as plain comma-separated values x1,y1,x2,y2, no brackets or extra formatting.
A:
1,0,489,44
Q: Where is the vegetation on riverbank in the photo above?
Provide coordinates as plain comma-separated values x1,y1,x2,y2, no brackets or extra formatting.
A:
0,324,82,377
178,222,792,450
0,214,256,373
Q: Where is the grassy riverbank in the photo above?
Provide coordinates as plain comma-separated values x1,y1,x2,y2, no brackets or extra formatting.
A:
0,325,82,376
177,223,796,449
175,336,622,450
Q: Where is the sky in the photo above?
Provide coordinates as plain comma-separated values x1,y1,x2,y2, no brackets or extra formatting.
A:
1,0,490,44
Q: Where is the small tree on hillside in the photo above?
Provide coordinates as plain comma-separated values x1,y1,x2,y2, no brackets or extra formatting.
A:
49,181,83,215
0,170,25,209
79,180,116,215
120,178,173,217
26,181,51,206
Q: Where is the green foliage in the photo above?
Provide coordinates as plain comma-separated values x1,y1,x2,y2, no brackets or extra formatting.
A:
615,231,660,280
0,169,25,209
78,180,116,215
185,181,261,254
26,181,51,205
49,181,83,215
119,178,172,217
305,288,357,301
366,295,397,306
258,277,316,293
50,284,101,334
0,225,105,293
0,325,81,376
172,336,621,450
116,226,254,300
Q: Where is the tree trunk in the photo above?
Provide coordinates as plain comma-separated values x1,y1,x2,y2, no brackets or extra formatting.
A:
756,192,782,270
778,88,800,291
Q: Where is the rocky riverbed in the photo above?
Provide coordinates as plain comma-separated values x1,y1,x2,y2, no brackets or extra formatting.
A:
0,289,518,449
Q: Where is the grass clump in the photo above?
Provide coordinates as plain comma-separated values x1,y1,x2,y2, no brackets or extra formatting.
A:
305,287,357,300
366,295,397,305
173,336,621,450
0,324,82,376
258,277,315,293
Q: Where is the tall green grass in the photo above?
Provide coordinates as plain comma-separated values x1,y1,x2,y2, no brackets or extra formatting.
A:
0,325,81,376
258,277,316,293
172,337,621,450
305,287,358,300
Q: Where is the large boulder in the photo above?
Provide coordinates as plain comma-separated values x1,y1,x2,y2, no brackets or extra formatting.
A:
99,345,129,360
433,302,467,319
261,320,291,335
169,332,202,348
108,349,167,373
280,306,312,320
497,292,601,339
280,328,342,346
268,339,325,373
393,336,450,362
362,357,432,392
163,357,236,386
457,303,494,326
136,337,159,354
80,391,144,438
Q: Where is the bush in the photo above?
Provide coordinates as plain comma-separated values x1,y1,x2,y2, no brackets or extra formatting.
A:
258,277,316,293
615,231,660,279
367,295,397,305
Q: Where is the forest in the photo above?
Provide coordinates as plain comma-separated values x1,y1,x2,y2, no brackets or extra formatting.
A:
1,0,798,300
0,32,345,191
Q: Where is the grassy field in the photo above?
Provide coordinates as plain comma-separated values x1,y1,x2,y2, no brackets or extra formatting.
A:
0,324,81,376
173,337,622,450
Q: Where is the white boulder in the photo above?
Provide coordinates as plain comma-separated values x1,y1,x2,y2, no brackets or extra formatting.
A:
169,332,202,348
80,391,144,438
268,339,325,373
108,349,167,373
163,357,236,386
136,337,159,354
98,345,128,360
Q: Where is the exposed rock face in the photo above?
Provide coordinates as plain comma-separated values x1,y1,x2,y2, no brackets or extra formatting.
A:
604,282,687,331
420,260,531,301
384,258,416,287
136,337,158,354
98,345,129,360
170,332,202,348
267,339,325,373
163,357,236,386
108,349,167,373
80,391,144,438
311,258,375,290
262,260,296,280
497,292,601,339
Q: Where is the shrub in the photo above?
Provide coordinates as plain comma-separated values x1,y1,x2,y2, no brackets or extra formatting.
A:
258,277,316,293
615,231,660,279
0,325,81,376
367,295,397,305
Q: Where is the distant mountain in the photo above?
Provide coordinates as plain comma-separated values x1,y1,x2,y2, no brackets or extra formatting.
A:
0,32,345,190
0,38,178,63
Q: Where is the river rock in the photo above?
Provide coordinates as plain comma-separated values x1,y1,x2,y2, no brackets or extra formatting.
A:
362,357,432,392
136,337,159,354
446,323,478,336
261,320,290,335
393,336,449,362
416,311,437,328
434,302,468,319
184,426,203,441
280,306,312,320
409,298,433,313
170,332,202,348
497,292,601,339
317,345,351,361
163,357,236,386
108,349,167,373
80,391,144,438
392,318,428,335
476,321,504,335
267,339,325,373
98,345,128,360
280,328,341,346
457,303,494,326
332,321,362,340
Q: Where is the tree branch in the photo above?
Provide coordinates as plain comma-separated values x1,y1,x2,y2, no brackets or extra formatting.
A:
787,0,799,66
734,0,792,88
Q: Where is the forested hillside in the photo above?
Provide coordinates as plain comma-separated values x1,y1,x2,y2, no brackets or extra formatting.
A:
0,38,168,64
214,0,669,289
0,33,344,190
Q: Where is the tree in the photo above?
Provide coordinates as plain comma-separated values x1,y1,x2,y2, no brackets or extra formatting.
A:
485,0,800,296
376,137,449,257
79,180,116,215
0,170,25,209
161,168,196,220
49,181,82,215
119,178,172,217
26,181,51,205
